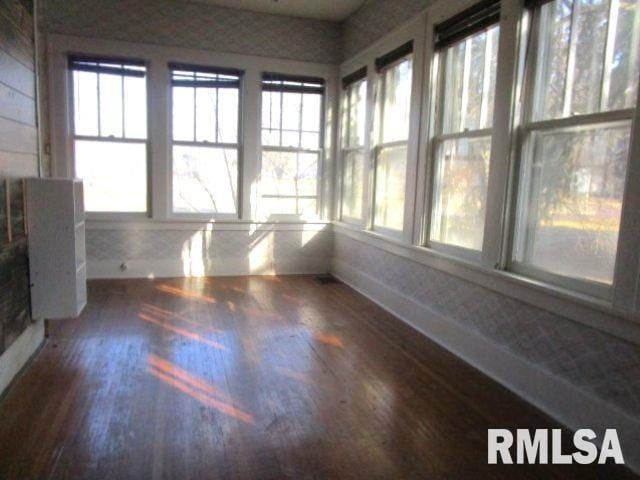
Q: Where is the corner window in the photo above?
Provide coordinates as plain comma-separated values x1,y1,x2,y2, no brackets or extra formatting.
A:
260,73,324,218
512,0,639,289
372,42,413,232
70,56,148,213
428,3,500,252
340,68,367,221
170,64,242,215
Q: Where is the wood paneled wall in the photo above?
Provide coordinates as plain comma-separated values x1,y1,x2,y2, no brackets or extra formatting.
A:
0,0,36,356
0,0,37,178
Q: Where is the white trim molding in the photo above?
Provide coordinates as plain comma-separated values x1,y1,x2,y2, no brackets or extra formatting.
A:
331,257,640,474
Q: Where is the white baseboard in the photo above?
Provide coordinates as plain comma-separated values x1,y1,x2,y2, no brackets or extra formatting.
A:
0,319,45,397
88,257,330,279
332,259,640,474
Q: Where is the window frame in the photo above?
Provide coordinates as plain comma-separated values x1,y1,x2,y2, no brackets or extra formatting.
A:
505,0,639,300
424,23,501,262
339,73,368,224
371,52,415,238
67,55,151,218
168,63,244,220
259,73,326,220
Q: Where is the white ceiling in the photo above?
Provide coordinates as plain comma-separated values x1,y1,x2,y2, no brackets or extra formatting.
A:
186,0,366,21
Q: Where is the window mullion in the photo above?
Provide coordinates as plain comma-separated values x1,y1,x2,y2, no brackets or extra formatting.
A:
215,86,220,143
121,73,125,138
96,69,102,136
192,85,197,142
460,38,473,131
480,29,493,128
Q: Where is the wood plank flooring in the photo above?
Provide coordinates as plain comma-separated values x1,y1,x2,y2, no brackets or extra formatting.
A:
0,275,635,479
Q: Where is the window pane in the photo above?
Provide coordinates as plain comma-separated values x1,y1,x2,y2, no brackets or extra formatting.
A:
99,73,123,137
483,26,500,129
173,86,195,141
464,33,487,130
381,58,412,143
282,92,302,132
442,42,466,134
173,145,238,214
123,75,147,139
442,26,499,134
533,0,573,120
430,137,491,250
341,149,365,220
374,145,406,230
73,71,98,136
534,0,639,119
302,93,321,134
347,80,367,147
262,91,281,133
75,140,147,212
195,88,216,143
218,88,239,144
570,0,609,115
340,92,349,146
514,124,630,284
260,150,318,216
607,0,640,110
301,132,320,149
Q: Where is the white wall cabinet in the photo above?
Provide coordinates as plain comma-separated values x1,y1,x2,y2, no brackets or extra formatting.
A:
26,178,86,319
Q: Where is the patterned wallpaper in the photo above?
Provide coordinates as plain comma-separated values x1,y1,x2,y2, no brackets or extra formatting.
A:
341,0,436,60
332,232,640,419
39,0,342,64
86,227,332,277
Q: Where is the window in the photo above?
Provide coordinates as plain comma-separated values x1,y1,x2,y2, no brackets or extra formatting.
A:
170,64,242,215
70,56,148,213
372,42,413,232
428,2,501,252
513,0,639,289
260,73,324,217
340,67,367,221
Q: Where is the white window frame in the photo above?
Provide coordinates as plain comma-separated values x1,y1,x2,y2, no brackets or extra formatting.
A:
372,53,414,238
67,56,151,219
337,0,640,340
423,23,500,263
168,64,243,220
334,16,424,244
505,0,639,300
47,34,337,225
259,74,326,220
339,73,368,224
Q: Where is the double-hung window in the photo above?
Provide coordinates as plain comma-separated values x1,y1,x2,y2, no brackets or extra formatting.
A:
170,64,242,216
512,0,640,293
340,67,368,221
260,73,324,218
372,42,413,232
70,56,148,213
428,2,500,253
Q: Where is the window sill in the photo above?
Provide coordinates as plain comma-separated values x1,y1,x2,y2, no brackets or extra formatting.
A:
86,217,331,231
332,222,640,345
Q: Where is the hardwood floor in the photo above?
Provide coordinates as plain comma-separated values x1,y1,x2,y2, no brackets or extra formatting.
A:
0,275,635,479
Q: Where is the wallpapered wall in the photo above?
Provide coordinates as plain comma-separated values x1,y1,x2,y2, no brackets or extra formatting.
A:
85,226,333,279
332,233,640,448
39,0,342,64
0,0,37,357
341,0,436,60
